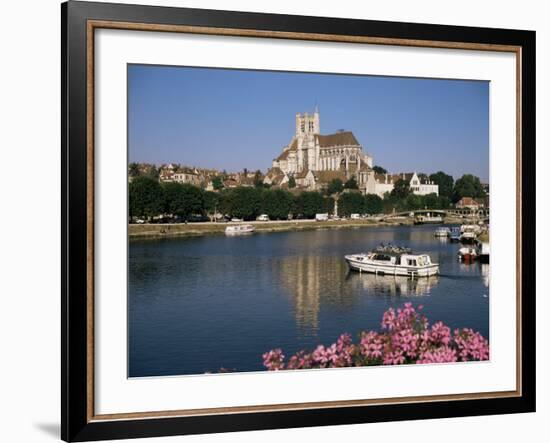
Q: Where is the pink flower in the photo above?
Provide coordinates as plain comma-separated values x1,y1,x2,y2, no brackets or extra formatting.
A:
260,304,489,371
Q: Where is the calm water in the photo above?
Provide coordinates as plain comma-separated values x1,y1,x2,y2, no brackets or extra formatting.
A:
128,225,489,377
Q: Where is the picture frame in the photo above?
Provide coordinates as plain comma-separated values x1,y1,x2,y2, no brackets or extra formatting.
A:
61,1,536,441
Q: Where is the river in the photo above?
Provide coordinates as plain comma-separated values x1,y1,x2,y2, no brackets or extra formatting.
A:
128,224,489,377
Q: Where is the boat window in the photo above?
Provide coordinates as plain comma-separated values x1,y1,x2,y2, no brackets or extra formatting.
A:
407,259,417,266
373,254,392,261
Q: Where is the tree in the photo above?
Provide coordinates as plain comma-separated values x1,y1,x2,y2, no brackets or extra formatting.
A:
405,193,423,210
262,189,294,220
372,165,387,174
129,176,164,218
128,162,141,178
339,192,364,216
253,170,264,188
344,175,358,190
327,178,344,195
212,176,224,191
429,171,454,199
453,174,486,202
323,196,335,215
203,191,220,221
162,182,204,220
226,187,263,220
147,165,160,180
390,179,411,199
288,176,296,189
295,192,324,218
423,192,440,209
364,194,383,215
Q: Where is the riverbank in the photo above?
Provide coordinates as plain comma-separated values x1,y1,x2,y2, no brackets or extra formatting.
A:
129,216,465,239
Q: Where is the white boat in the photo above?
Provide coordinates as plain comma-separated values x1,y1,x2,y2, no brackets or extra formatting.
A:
345,245,439,278
225,224,255,236
459,230,477,243
434,227,450,237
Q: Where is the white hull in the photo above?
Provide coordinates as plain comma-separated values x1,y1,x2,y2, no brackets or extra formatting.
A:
225,224,255,236
345,256,439,277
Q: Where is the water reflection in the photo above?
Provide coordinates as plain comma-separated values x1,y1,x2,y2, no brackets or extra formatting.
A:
276,255,354,331
481,263,490,288
129,225,489,376
346,273,440,297
275,254,439,331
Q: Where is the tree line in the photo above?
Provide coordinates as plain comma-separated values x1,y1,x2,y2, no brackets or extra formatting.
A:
129,170,487,221
129,176,338,221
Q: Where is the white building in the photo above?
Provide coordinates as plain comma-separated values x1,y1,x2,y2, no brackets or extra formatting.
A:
365,172,438,197
269,109,373,189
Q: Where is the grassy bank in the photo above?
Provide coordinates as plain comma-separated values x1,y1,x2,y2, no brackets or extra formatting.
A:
128,216,470,240
129,218,414,239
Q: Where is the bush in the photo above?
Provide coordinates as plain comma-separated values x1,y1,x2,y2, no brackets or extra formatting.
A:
263,303,489,370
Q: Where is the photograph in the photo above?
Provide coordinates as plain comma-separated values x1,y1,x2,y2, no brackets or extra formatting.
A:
127,65,491,377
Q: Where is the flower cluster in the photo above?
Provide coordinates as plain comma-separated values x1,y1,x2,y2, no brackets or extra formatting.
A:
262,303,489,370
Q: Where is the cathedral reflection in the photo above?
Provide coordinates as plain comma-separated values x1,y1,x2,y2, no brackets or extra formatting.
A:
275,255,439,331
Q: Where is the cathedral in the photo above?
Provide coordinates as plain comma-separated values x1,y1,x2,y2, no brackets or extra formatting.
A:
266,109,373,190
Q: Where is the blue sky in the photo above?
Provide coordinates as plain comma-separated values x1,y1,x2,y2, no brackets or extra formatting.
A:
128,65,489,181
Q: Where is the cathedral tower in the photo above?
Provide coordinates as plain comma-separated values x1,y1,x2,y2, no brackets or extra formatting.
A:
295,108,320,137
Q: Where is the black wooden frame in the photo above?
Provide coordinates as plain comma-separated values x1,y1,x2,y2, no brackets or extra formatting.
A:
62,1,536,441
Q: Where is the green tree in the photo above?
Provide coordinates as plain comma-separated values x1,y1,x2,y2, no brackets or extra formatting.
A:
390,179,411,199
429,171,454,199
327,178,344,195
423,192,439,209
344,175,358,190
339,192,364,216
364,194,383,215
129,176,164,218
288,176,296,189
372,165,387,174
212,176,224,191
262,189,294,220
226,187,263,220
453,174,486,202
147,165,159,180
128,162,140,178
405,193,423,210
203,191,219,221
323,196,335,215
437,195,451,209
162,182,204,220
253,170,264,188
295,192,324,218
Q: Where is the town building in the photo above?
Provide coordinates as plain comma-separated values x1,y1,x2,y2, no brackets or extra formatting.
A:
365,172,439,197
268,109,373,190
455,197,485,209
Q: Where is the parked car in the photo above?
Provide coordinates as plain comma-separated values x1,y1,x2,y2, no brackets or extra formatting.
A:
315,213,329,221
256,214,270,221
350,213,361,220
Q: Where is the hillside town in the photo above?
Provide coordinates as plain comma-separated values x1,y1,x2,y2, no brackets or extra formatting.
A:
128,109,489,223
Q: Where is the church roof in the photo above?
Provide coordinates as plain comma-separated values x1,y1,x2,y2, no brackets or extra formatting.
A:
313,170,347,183
267,167,283,177
275,139,297,161
295,169,312,179
316,131,360,148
